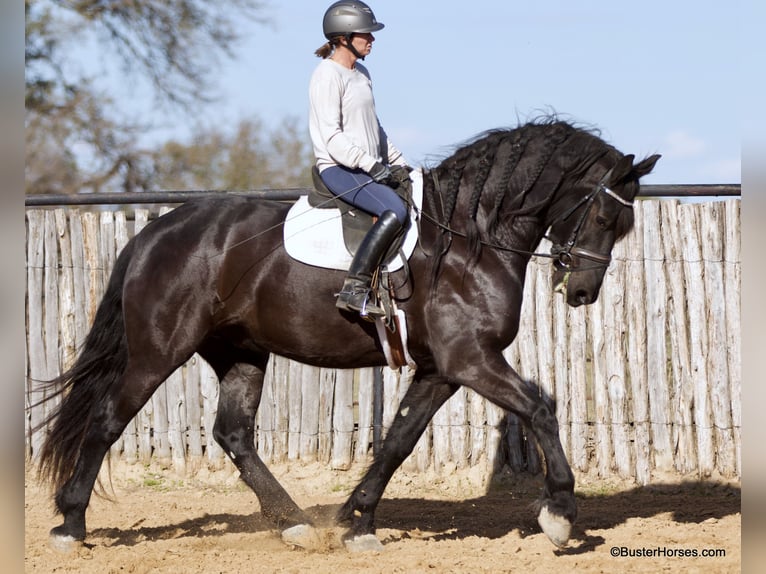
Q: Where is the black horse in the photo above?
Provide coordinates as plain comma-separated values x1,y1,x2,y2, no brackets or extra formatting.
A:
36,119,659,552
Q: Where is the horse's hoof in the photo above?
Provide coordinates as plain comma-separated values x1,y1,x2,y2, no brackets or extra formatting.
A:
537,504,572,548
281,524,321,550
344,533,384,553
49,533,82,554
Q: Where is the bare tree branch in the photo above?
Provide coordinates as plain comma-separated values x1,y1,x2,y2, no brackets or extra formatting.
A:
25,0,270,194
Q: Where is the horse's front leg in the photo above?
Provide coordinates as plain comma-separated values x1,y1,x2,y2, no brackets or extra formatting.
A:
337,372,458,551
459,353,576,547
211,361,318,548
526,395,577,547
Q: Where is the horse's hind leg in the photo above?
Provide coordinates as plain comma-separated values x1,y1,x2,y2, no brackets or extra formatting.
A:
337,372,458,550
211,360,316,547
49,361,181,550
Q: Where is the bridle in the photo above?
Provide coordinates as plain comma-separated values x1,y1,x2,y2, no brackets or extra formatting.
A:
547,176,634,272
421,166,634,273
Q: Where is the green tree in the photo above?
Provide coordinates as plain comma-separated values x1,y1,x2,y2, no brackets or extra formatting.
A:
25,0,269,194
147,116,313,191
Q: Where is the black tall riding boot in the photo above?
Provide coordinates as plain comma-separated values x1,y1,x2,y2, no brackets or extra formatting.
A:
336,210,404,318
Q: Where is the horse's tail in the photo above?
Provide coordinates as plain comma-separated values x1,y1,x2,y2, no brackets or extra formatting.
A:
35,238,136,494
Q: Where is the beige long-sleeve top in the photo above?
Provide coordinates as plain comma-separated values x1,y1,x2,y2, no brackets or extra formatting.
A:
309,58,405,173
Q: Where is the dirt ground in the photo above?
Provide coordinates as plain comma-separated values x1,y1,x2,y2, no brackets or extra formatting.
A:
25,461,740,573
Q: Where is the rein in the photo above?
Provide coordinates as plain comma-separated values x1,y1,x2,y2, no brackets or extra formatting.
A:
420,171,634,273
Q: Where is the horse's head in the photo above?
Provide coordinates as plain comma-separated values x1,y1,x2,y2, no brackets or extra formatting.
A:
548,152,661,306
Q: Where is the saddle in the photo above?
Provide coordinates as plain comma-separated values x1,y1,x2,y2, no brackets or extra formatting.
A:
307,165,414,262
305,166,417,370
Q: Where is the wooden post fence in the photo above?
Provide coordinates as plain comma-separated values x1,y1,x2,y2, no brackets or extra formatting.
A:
24,198,741,484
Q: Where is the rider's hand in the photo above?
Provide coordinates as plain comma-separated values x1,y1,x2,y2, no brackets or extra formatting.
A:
368,162,392,183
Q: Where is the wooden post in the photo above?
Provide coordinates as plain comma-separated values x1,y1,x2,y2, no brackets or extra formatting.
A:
602,239,632,478
468,388,486,467
661,200,696,474
287,360,303,461
700,203,735,476
355,368,375,463
680,204,714,476
431,378,451,470
317,368,335,464
271,356,290,464
42,211,60,382
42,212,61,443
260,357,274,463
68,212,87,349
724,200,741,476
185,356,205,469
200,358,224,468
55,210,76,373
642,200,674,474
448,386,468,469
26,211,47,459
567,307,589,473
299,365,320,462
81,212,102,324
589,290,613,477
331,369,354,469
624,202,651,483
552,272,572,461
166,366,188,474
484,400,505,476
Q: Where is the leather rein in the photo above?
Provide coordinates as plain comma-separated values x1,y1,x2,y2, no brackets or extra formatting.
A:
419,170,634,273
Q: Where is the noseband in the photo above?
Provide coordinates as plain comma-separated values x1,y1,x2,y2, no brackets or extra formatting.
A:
548,179,634,272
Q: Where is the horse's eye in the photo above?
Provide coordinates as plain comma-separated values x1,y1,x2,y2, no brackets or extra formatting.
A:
596,216,608,228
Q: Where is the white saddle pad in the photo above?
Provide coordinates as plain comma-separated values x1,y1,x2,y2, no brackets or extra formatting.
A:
284,168,422,272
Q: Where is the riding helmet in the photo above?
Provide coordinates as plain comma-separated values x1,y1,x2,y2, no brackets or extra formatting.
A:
322,1,384,39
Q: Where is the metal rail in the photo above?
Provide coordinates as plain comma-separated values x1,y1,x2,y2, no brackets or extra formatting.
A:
635,184,740,198
24,189,309,206
24,184,741,207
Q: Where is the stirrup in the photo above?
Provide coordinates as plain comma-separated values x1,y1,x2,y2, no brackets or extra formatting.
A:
335,285,386,319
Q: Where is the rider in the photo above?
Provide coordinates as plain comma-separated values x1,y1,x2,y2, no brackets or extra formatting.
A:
309,0,410,318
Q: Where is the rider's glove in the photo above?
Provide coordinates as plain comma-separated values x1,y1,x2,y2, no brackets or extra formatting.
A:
368,162,392,183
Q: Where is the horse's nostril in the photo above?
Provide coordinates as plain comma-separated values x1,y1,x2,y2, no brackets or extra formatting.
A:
576,290,591,305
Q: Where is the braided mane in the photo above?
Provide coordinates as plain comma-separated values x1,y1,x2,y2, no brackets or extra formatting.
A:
424,118,620,283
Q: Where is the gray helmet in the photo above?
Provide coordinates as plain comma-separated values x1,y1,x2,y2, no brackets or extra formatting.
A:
322,1,384,40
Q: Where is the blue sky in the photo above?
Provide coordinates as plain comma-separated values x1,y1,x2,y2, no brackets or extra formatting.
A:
83,0,743,185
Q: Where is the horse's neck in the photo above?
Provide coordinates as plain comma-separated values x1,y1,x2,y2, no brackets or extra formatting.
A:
421,170,545,260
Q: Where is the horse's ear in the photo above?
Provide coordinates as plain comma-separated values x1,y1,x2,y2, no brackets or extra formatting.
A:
606,154,635,185
632,154,661,179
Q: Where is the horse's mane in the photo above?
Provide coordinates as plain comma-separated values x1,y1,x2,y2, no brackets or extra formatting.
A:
425,116,621,283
